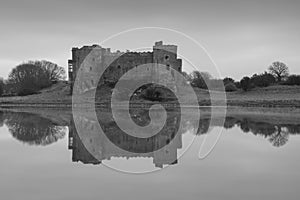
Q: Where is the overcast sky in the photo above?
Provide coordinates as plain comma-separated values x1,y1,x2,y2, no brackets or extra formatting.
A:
0,0,299,80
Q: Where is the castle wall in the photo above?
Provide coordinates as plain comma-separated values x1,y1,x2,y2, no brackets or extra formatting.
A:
69,42,182,93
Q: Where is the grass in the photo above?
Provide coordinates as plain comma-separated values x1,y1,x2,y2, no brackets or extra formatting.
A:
0,82,71,105
226,85,300,107
0,83,299,108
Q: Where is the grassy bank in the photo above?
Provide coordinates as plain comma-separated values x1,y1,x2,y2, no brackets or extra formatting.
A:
0,83,299,108
193,85,300,107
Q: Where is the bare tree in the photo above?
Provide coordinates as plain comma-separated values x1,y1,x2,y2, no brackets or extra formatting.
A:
268,61,289,82
8,60,66,96
189,71,212,89
5,112,65,146
29,60,66,82
8,63,49,95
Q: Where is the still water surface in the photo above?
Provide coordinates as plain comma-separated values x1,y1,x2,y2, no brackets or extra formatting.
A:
0,108,299,200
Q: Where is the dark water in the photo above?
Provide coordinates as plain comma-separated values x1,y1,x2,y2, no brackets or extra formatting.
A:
0,109,300,200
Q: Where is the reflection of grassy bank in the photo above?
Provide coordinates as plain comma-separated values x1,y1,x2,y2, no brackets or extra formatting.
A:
1,106,300,125
0,83,299,108
0,107,72,126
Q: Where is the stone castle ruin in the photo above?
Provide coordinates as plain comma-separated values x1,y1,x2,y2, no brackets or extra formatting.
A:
68,41,183,93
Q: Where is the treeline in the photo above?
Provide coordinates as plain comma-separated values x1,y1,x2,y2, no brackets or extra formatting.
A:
0,60,65,96
0,59,298,97
185,61,300,92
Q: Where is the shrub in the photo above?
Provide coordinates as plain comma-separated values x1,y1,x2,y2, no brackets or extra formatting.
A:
0,85,3,97
17,88,38,96
0,79,4,97
240,76,252,91
225,83,238,92
284,75,300,85
142,87,163,101
251,72,275,87
223,77,235,85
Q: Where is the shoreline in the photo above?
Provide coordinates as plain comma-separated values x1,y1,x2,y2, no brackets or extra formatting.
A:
1,100,300,108
1,105,299,128
1,102,300,117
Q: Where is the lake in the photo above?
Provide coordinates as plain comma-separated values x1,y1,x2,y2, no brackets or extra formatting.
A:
0,107,299,200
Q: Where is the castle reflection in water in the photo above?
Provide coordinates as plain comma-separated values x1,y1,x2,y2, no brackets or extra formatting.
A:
68,108,183,168
68,120,181,168
1,109,300,168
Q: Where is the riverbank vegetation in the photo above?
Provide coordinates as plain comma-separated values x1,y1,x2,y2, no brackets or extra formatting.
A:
0,60,66,97
185,61,300,93
0,60,299,108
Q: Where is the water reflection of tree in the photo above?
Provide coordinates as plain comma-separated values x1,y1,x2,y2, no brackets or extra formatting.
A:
287,125,300,135
4,112,66,146
159,110,300,148
268,126,289,147
230,117,300,147
196,108,211,135
223,117,237,129
0,111,5,127
196,119,211,135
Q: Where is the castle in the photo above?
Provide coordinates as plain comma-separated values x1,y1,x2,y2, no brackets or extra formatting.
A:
68,41,182,92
